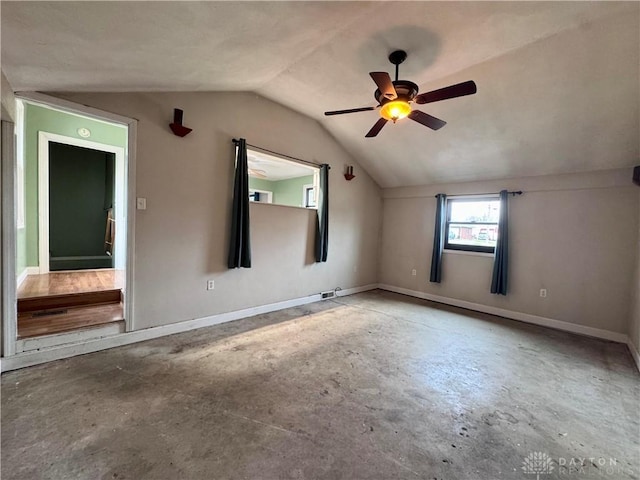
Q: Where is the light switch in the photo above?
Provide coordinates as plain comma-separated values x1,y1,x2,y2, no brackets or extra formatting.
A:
136,197,147,210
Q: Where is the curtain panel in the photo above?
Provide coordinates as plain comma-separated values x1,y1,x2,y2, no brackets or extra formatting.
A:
491,190,509,294
314,164,329,263
228,138,252,268
429,193,446,283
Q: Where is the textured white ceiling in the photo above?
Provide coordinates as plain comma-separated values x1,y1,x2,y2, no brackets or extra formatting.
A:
248,149,317,181
2,1,638,187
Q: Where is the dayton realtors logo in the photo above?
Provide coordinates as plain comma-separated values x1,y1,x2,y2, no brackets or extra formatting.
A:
522,452,554,480
522,452,633,477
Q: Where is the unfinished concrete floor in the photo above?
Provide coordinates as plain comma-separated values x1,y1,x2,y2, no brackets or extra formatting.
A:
2,290,639,479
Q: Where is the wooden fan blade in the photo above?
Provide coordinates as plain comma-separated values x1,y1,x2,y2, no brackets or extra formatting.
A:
365,118,388,138
324,106,376,116
408,110,447,130
370,72,397,100
414,80,477,105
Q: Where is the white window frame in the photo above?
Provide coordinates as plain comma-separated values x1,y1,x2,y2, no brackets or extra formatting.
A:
302,183,316,208
249,188,273,203
444,195,500,255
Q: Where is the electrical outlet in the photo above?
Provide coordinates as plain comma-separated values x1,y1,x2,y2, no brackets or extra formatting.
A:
207,280,215,291
540,288,547,298
411,269,417,276
136,197,147,210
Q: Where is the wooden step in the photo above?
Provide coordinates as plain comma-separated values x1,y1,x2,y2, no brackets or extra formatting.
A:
18,303,124,339
17,289,122,313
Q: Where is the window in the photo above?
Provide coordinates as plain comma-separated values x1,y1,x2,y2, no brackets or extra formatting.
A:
445,197,500,253
249,189,273,203
303,184,316,208
246,148,319,209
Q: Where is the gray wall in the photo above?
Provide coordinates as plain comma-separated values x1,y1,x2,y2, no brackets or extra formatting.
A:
55,91,382,330
379,169,639,335
630,190,640,352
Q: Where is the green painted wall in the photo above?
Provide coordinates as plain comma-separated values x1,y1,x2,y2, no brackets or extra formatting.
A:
248,177,276,193
249,175,314,207
272,175,314,208
20,103,127,273
17,229,26,275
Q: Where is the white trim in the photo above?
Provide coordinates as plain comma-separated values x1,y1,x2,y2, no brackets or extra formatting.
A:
15,92,135,126
16,269,28,289
443,249,494,258
0,290,331,372
37,132,126,274
377,284,629,344
16,267,39,288
335,284,378,297
627,339,640,373
16,321,125,353
15,101,25,229
447,193,500,200
124,121,137,331
2,120,17,356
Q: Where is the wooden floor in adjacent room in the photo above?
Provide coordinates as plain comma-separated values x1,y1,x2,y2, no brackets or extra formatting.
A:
17,269,124,339
17,269,124,298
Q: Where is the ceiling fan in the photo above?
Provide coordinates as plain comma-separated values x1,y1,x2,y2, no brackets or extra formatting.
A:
324,50,477,137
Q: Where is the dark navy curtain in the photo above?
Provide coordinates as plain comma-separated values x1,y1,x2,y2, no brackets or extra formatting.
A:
314,164,329,262
429,194,446,283
491,190,509,294
228,139,251,268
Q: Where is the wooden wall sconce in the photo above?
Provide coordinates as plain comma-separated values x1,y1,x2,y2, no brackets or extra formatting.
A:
169,108,192,137
344,165,355,181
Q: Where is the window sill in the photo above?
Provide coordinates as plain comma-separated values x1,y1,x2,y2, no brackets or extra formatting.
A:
250,202,317,212
444,249,494,258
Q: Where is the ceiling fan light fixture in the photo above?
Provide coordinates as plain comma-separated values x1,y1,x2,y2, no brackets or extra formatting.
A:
380,100,411,122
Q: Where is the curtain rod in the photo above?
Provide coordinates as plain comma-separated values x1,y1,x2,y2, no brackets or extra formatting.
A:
232,138,327,169
434,190,523,198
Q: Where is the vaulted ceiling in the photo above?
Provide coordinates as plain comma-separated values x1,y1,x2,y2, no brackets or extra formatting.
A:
2,1,638,188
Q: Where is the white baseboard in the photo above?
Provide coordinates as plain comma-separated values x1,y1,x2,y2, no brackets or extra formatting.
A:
16,266,38,288
1,285,377,373
627,339,640,373
377,284,629,344
336,284,378,297
16,322,126,353
3,282,635,373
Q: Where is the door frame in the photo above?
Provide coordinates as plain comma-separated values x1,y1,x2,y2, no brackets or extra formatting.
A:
1,92,138,357
38,132,126,273
2,120,18,356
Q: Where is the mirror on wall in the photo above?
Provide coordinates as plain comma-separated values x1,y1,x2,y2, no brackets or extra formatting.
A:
247,148,319,209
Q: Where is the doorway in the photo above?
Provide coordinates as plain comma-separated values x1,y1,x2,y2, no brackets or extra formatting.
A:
49,142,114,271
38,134,126,273
4,94,136,353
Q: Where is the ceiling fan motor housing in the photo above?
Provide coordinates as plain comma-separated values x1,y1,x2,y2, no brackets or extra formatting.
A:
374,80,419,105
